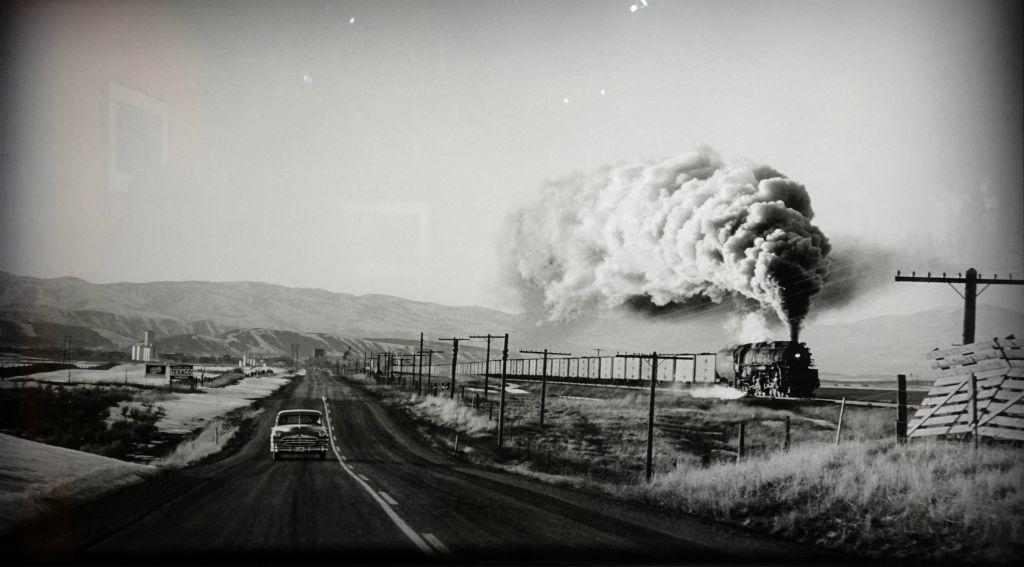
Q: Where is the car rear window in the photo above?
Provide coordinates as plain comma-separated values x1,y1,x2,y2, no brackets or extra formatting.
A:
278,413,321,425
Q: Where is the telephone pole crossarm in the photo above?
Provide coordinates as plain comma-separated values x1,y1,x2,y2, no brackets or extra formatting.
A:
471,333,506,399
895,267,1024,345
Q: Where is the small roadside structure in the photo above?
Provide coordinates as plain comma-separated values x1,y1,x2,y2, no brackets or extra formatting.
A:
909,337,1023,442
144,363,197,391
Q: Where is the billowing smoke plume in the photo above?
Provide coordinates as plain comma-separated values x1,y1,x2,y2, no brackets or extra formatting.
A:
506,147,831,341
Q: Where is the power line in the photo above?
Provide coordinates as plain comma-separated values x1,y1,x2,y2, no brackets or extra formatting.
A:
622,248,898,326
895,267,1024,344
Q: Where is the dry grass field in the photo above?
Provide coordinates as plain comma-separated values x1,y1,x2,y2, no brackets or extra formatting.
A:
357,372,1023,562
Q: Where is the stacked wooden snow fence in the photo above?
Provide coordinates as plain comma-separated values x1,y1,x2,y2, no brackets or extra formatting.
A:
909,338,1024,441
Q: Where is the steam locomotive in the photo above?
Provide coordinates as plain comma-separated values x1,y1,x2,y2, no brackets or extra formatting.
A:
715,341,819,397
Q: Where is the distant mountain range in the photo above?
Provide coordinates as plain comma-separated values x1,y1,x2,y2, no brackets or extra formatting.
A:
0,271,517,353
1,271,1020,377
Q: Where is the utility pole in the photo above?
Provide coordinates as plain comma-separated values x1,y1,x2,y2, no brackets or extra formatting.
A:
471,334,503,399
398,352,416,387
420,348,437,393
417,332,425,389
618,351,692,482
498,333,509,448
519,348,570,428
438,337,470,399
895,268,1024,344
65,335,71,383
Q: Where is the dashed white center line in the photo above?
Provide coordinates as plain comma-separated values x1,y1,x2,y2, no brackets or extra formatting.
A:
422,533,451,555
321,396,434,556
379,491,398,506
358,474,370,482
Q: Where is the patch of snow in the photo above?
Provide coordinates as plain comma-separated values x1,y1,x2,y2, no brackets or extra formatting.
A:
464,385,531,397
503,382,530,395
16,363,286,386
153,408,263,468
145,375,290,435
104,375,290,435
0,433,156,535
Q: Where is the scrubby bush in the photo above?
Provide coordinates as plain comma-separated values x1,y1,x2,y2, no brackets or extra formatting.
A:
0,386,164,459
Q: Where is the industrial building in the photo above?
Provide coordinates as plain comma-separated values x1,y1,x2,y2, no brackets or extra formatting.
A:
130,330,157,362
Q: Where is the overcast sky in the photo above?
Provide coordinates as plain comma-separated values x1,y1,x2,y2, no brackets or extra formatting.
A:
2,0,1021,318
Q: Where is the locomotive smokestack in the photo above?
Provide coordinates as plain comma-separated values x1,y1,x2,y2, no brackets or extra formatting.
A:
790,321,800,343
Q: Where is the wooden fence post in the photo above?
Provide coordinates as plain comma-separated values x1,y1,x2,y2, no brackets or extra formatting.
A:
784,415,791,451
970,372,978,449
736,422,746,463
835,398,847,446
896,374,907,443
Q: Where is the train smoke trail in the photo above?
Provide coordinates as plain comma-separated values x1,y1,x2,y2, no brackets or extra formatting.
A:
505,147,831,340
684,385,747,400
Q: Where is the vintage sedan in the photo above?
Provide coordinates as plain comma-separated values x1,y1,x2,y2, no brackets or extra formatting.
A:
270,409,330,460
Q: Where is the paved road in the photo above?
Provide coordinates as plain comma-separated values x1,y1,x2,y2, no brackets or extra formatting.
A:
3,371,837,563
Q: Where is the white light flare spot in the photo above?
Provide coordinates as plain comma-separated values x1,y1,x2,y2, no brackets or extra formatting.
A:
350,17,356,24
600,88,606,96
562,97,570,105
630,5,638,13
303,73,313,85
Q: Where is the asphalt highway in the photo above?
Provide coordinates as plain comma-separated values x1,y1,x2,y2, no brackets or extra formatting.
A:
3,371,840,564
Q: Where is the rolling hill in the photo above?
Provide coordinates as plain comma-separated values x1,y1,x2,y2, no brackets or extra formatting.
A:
1,271,1021,376
0,271,518,348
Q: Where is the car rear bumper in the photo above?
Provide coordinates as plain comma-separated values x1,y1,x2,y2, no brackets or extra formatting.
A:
271,441,329,454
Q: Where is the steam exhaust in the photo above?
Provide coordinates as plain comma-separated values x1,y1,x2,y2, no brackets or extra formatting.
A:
506,147,831,338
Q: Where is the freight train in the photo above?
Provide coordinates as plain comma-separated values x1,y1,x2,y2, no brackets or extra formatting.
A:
715,341,819,398
422,340,820,398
